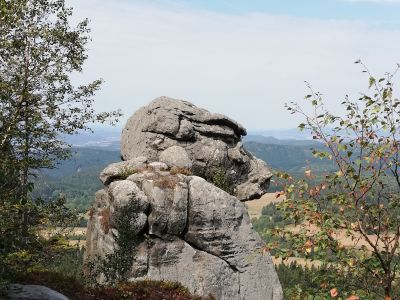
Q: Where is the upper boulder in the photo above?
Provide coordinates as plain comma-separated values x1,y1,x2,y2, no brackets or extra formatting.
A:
121,97,272,201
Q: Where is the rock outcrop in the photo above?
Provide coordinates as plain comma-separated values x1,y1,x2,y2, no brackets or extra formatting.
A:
7,284,69,300
85,98,282,300
121,97,272,201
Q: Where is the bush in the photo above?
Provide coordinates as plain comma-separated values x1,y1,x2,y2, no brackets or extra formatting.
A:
15,272,215,300
211,168,232,194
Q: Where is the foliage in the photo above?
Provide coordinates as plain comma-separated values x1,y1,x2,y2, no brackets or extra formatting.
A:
211,168,232,194
16,271,215,300
245,141,335,173
252,203,292,254
276,262,368,300
271,61,400,299
86,202,144,285
31,143,339,211
0,0,120,294
0,0,121,170
0,194,82,293
0,0,121,234
33,147,120,211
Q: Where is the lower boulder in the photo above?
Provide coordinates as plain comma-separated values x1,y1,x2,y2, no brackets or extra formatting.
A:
85,161,283,300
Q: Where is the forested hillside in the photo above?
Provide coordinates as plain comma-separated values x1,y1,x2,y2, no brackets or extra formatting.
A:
33,139,332,211
244,141,334,173
33,148,120,211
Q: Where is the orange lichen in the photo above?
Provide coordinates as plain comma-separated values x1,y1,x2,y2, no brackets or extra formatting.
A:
99,208,111,234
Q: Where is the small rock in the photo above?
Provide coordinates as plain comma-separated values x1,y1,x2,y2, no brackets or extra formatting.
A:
108,180,149,212
159,146,192,169
148,161,169,171
99,156,147,185
8,284,69,300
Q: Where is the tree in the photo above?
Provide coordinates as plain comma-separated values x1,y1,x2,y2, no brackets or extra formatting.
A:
271,61,400,299
0,0,121,290
0,0,121,235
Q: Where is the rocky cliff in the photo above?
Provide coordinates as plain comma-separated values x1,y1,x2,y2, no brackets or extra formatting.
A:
85,97,283,300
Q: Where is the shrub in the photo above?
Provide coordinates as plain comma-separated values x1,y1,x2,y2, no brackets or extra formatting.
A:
15,271,215,300
211,168,232,194
86,202,143,285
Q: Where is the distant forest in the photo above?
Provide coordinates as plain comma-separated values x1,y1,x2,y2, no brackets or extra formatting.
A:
33,136,334,211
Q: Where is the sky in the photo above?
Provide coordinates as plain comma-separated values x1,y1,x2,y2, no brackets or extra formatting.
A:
67,0,400,131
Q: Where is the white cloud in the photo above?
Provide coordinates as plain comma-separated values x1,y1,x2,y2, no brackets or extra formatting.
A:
67,0,400,130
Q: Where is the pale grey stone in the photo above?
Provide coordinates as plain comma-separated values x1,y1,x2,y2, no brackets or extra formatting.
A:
143,239,240,300
129,241,149,278
148,161,169,171
235,157,273,201
108,180,149,212
176,119,195,140
94,189,110,209
8,284,69,300
142,178,188,239
239,254,284,300
86,172,282,299
159,146,192,169
86,97,282,299
120,96,272,201
186,177,266,270
99,156,147,185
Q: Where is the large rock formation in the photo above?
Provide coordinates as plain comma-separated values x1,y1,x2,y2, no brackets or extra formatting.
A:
121,97,272,201
85,98,282,300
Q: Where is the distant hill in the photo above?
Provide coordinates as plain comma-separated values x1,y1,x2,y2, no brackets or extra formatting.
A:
248,128,312,140
33,148,120,211
63,126,121,150
243,135,321,147
244,141,334,173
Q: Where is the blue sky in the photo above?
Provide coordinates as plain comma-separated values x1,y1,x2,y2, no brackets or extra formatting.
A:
68,0,400,130
156,0,400,23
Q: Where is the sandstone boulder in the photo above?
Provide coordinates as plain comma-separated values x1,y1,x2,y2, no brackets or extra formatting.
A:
86,98,282,299
121,97,272,201
86,165,282,300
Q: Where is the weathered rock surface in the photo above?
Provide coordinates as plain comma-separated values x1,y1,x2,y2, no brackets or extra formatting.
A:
7,284,69,300
121,97,272,201
86,165,282,300
86,98,282,300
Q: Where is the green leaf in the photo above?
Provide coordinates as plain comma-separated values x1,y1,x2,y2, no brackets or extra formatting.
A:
369,77,375,88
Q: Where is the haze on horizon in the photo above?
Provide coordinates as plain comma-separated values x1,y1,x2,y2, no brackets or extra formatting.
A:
67,0,400,131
